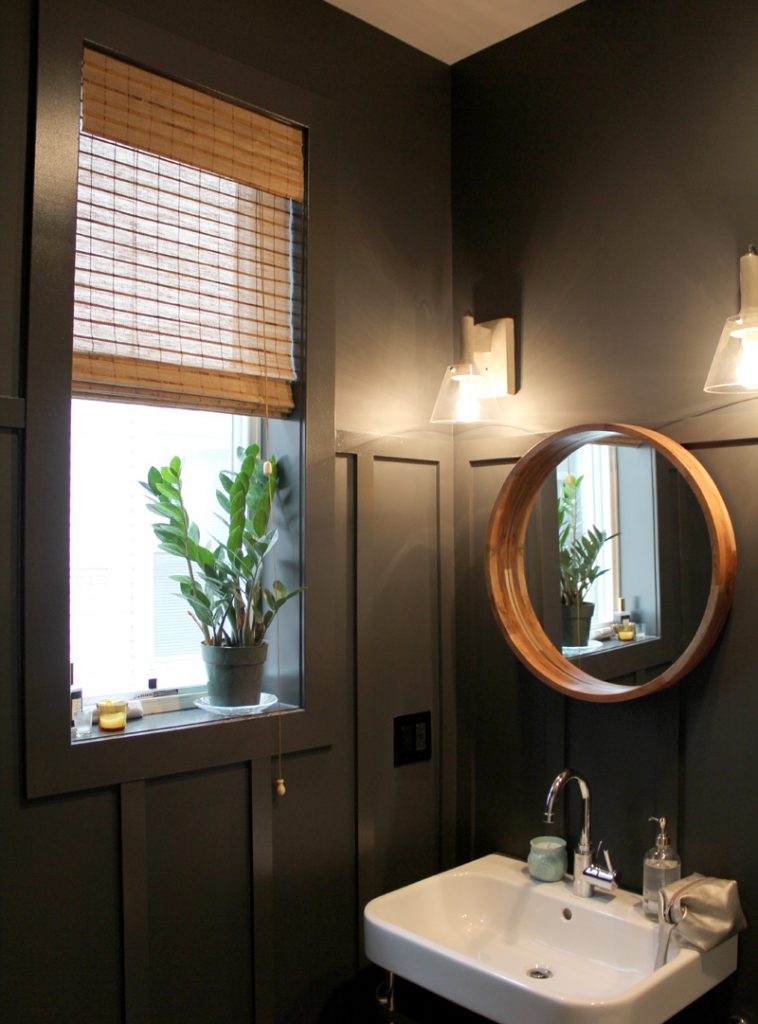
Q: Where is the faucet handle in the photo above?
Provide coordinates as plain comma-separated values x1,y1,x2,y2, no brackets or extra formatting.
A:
583,840,618,893
596,840,615,875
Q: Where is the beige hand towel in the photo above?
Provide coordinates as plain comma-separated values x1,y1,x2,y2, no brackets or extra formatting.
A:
655,873,747,968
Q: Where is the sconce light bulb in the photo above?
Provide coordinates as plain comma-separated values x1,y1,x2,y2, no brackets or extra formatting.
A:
430,361,508,423
735,332,758,390
454,377,483,422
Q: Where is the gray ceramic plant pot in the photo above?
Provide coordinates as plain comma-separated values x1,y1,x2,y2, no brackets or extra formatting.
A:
201,642,268,707
561,601,594,648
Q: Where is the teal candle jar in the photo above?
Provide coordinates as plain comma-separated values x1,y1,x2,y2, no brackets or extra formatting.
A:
527,836,568,882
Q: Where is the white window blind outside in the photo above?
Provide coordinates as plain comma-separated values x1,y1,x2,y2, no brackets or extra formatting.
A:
73,48,304,417
69,400,247,696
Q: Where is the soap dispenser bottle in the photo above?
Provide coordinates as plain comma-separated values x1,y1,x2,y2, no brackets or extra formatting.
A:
643,816,681,918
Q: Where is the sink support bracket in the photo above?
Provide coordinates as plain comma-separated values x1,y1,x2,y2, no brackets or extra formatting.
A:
375,970,396,1014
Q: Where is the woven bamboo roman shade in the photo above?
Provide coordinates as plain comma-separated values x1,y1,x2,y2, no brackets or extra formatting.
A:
73,48,305,417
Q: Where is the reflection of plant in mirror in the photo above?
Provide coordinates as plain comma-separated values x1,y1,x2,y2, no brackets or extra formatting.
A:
558,474,616,607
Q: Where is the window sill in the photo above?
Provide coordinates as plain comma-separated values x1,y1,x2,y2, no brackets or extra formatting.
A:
563,633,672,686
563,635,660,657
71,700,298,742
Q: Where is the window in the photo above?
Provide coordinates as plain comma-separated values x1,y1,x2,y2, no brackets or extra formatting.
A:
557,441,664,666
69,49,305,708
70,401,254,698
557,443,620,628
25,4,337,796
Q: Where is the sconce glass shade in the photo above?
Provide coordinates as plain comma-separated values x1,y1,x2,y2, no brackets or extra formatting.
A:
430,363,506,424
704,248,758,393
703,315,758,392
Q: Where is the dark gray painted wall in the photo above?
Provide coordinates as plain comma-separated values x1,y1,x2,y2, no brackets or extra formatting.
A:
453,1,758,1019
101,0,454,438
1,1,453,1022
7,0,758,1020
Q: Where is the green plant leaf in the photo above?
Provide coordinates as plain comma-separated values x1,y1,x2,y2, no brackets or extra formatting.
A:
146,500,184,524
218,471,235,494
185,594,214,626
246,454,276,538
145,466,163,493
155,480,180,501
153,522,185,545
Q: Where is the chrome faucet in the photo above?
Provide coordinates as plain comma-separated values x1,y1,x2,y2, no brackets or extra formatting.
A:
543,768,618,898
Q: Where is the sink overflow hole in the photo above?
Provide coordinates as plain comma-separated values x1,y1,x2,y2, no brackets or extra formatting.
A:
562,908,572,920
527,966,553,980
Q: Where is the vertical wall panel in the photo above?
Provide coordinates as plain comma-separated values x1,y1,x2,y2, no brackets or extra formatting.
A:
358,456,441,901
465,459,565,861
121,781,151,1024
0,0,26,394
270,453,358,1024
2,785,123,1024
681,446,758,900
0,428,124,1024
145,765,253,1024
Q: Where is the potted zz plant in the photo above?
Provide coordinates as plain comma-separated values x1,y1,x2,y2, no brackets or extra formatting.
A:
558,473,615,648
142,444,303,707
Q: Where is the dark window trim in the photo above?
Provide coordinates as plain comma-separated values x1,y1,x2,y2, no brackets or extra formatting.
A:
24,0,337,797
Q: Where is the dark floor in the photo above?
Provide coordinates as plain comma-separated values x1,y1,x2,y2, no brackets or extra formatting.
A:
321,968,490,1023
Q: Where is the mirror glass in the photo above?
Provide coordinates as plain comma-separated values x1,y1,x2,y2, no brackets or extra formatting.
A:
486,423,736,701
524,441,711,686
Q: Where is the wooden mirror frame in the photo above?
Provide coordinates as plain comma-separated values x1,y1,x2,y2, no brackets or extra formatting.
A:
486,423,737,702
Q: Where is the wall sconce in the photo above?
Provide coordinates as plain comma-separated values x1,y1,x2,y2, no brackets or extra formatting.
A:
431,314,517,423
704,246,758,393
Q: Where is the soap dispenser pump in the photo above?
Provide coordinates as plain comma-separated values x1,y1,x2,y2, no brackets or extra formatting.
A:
643,816,681,918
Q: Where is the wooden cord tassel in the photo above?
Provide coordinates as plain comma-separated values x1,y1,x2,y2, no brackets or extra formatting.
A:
274,716,285,796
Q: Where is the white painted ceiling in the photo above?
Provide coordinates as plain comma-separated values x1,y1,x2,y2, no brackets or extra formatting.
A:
324,0,585,64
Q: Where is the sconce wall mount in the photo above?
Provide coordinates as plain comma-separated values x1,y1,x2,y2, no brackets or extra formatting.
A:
431,314,517,424
464,314,517,399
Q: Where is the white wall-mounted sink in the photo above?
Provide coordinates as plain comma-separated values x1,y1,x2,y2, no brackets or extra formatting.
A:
364,854,737,1024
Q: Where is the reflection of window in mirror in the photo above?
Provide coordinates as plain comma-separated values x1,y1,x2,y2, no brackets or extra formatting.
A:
539,440,665,673
557,444,620,629
557,442,663,657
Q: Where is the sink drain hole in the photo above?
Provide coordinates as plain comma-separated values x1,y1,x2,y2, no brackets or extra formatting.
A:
527,966,553,980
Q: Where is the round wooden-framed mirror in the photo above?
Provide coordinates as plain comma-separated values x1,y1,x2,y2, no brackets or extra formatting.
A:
485,423,737,701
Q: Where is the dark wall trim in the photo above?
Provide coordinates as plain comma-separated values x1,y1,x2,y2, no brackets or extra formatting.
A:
684,437,758,450
121,781,150,1024
251,758,275,1024
0,396,25,429
340,430,456,955
468,455,520,468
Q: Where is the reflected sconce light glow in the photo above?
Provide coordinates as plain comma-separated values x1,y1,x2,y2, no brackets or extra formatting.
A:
431,315,517,423
704,246,758,393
